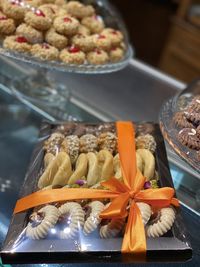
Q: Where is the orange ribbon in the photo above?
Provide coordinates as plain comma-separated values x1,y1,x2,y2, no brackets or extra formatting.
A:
13,121,179,256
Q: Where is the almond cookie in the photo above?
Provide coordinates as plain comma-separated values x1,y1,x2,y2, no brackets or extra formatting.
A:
60,46,86,64
26,205,60,239
16,23,43,44
98,132,117,154
54,15,79,36
31,42,59,60
178,128,200,150
60,135,80,164
136,134,156,153
25,9,52,31
65,1,95,19
93,34,111,51
79,134,98,153
71,34,95,52
44,132,65,155
45,28,68,50
101,28,123,47
109,47,124,62
3,35,31,52
81,15,105,34
173,111,193,129
0,13,15,35
87,49,109,65
2,0,25,20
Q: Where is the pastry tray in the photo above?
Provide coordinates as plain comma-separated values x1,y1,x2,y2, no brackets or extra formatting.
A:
0,122,192,264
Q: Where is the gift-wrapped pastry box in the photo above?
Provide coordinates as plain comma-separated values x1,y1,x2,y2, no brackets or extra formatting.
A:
1,122,192,264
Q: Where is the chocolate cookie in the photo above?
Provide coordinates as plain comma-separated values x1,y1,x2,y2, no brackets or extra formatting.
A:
184,110,200,125
178,128,200,150
173,112,193,129
187,95,200,113
196,125,200,139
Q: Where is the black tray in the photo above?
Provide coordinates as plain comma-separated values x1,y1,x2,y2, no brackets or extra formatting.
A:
0,122,192,264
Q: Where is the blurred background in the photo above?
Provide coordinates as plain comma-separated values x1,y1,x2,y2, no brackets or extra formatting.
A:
110,0,200,83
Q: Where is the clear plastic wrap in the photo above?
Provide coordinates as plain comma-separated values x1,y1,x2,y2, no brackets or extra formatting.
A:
1,122,192,264
0,0,133,73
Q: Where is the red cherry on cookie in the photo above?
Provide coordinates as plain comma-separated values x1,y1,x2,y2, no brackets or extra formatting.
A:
111,30,118,35
0,16,7,20
35,9,45,17
41,43,50,49
95,49,102,55
68,46,80,53
16,36,28,43
98,34,106,39
63,17,72,23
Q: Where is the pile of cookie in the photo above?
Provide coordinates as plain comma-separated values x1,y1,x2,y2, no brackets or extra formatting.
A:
0,0,126,64
25,125,176,241
173,95,200,154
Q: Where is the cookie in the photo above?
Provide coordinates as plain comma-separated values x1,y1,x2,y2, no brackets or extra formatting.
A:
71,34,95,52
80,134,98,153
60,135,80,164
25,9,52,31
54,15,79,36
0,13,15,35
109,47,124,62
16,23,43,44
2,0,25,21
45,28,68,50
184,110,200,125
39,4,59,17
98,132,117,154
87,49,109,65
173,111,193,129
81,15,105,34
136,134,157,153
187,95,200,113
197,125,200,139
3,35,31,52
93,34,111,51
60,46,86,64
101,28,123,47
31,43,59,60
77,24,90,36
44,132,65,155
24,0,43,8
65,1,95,19
178,128,200,150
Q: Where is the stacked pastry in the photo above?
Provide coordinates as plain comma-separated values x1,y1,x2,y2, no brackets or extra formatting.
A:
0,0,126,64
26,127,176,241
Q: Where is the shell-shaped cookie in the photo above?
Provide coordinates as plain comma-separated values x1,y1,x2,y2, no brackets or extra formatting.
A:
61,135,80,164
26,205,60,240
83,201,105,235
59,202,85,239
136,202,152,225
98,150,114,181
68,153,88,185
136,149,155,180
146,207,176,238
79,134,98,153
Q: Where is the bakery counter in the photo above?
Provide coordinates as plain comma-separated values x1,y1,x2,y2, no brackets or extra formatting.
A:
0,57,200,266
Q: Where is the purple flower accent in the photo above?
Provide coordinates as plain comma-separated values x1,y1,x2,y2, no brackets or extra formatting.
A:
144,181,151,189
75,180,86,186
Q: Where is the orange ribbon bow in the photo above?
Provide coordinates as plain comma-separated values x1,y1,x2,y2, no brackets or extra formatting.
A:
14,121,179,256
